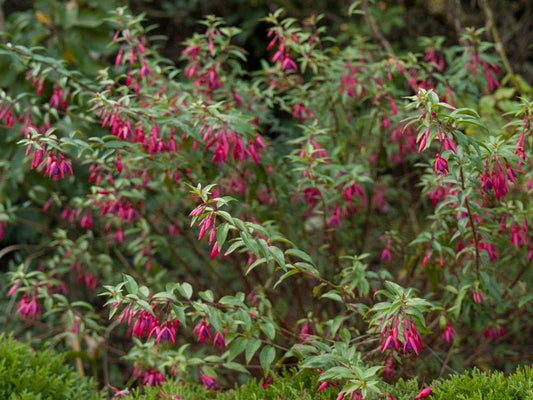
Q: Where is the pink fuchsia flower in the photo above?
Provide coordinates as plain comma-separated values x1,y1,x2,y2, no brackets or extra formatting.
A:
16,293,41,319
7,280,20,296
414,386,433,399
317,381,337,392
472,288,485,304
478,241,498,262
483,324,505,340
212,331,226,349
442,322,456,343
193,320,212,343
380,320,400,352
433,154,448,176
79,211,93,230
384,356,395,378
150,320,180,345
131,310,159,339
140,368,165,386
262,376,273,390
336,390,363,400
510,223,527,247
403,319,422,355
200,372,220,390
107,384,131,398
380,241,392,262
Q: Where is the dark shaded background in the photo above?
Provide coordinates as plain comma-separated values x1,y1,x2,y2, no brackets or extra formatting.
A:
2,0,531,81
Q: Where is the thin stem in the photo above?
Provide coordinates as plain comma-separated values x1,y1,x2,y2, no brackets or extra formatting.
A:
360,0,393,54
480,0,520,89
459,167,480,280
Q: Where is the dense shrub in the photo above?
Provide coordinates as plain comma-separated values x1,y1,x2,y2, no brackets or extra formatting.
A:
1,0,533,399
0,333,103,399
123,369,335,399
123,366,533,399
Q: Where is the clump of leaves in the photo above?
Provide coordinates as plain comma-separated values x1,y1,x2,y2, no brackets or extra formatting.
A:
0,333,104,400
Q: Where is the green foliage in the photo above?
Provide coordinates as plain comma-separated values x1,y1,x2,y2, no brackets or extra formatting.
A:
124,369,337,399
429,367,533,400
1,0,533,396
0,333,104,400
124,366,533,399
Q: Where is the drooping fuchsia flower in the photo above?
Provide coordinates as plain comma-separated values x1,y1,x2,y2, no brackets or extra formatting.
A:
414,386,433,399
472,288,485,304
16,293,41,320
403,319,422,355
149,320,180,345
300,320,311,341
193,320,212,343
142,369,165,387
442,322,456,343
200,371,220,390
108,383,131,398
483,324,505,341
433,153,448,176
212,330,226,349
380,321,400,353
317,381,337,392
262,376,273,390
336,390,363,400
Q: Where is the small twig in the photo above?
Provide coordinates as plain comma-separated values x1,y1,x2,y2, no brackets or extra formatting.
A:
360,0,394,54
460,167,480,280
480,0,520,89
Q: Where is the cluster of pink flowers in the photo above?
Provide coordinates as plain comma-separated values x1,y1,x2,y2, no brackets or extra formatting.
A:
181,23,234,95
389,124,417,164
132,366,165,386
16,293,41,320
113,30,153,93
464,46,499,92
380,317,422,356
70,262,98,290
190,203,220,259
339,63,365,99
480,154,518,200
193,319,226,349
0,104,15,127
118,305,180,345
48,84,69,110
267,28,298,71
292,102,315,123
483,324,505,340
472,288,485,303
199,123,265,164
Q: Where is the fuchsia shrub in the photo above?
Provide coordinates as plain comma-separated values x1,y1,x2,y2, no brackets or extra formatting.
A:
1,4,533,399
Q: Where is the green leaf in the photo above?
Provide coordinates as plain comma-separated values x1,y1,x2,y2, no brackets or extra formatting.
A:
223,362,250,374
269,246,286,270
285,248,314,264
321,291,344,303
245,338,262,364
259,345,276,373
123,274,138,294
216,222,230,250
178,282,193,300
260,321,276,340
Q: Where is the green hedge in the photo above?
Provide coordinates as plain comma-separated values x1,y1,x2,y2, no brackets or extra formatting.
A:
124,366,533,399
0,334,104,400
428,367,533,400
1,334,530,400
